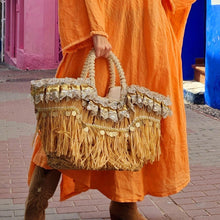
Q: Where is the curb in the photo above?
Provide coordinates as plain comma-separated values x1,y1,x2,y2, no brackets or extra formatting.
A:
183,80,205,104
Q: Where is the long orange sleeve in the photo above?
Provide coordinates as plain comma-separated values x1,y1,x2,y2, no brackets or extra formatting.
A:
84,0,108,37
173,0,197,9
163,0,197,50
58,0,91,52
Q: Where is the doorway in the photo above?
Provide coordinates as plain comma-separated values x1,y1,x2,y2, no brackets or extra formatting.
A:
5,0,18,59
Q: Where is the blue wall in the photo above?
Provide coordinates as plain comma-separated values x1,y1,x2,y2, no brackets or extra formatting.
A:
182,0,205,80
205,1,220,109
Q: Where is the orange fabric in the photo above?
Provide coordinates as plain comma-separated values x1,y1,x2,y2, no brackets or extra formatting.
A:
28,0,196,202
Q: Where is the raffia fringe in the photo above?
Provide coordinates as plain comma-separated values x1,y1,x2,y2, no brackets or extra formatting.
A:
35,100,162,171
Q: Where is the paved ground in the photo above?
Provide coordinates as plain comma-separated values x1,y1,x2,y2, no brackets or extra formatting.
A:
0,64,220,220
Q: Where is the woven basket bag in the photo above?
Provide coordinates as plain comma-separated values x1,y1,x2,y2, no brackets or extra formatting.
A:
31,50,172,171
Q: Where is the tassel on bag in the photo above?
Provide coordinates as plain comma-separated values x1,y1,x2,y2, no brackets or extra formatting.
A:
31,50,172,171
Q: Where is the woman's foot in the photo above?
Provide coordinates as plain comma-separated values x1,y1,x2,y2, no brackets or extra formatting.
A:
109,201,147,220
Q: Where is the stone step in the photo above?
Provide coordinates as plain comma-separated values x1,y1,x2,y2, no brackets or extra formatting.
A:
183,80,205,104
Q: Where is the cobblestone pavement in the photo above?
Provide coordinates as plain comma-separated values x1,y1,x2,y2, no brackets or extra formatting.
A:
0,65,220,220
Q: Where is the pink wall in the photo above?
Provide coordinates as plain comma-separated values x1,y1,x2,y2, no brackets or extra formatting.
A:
5,0,59,70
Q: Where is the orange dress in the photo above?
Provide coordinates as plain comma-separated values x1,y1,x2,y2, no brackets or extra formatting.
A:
28,0,196,202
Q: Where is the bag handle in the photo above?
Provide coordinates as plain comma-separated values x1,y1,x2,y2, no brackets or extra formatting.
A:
80,49,127,91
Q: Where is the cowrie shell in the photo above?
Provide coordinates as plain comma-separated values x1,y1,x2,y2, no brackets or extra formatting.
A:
65,111,71,117
72,111,76,116
125,133,129,138
83,127,89,132
100,130,105,135
52,112,58,117
135,122,141,128
107,132,118,137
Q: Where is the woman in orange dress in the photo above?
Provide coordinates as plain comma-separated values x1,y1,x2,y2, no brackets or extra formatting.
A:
25,1,196,219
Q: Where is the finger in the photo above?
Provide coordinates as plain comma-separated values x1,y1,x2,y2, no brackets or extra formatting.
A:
108,43,112,50
95,47,102,57
98,38,109,57
104,50,111,58
104,54,109,58
99,48,106,58
104,46,112,58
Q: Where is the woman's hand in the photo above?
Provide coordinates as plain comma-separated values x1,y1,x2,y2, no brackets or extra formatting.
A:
92,35,112,58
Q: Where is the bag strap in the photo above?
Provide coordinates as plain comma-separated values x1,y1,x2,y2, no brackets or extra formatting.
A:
80,49,127,91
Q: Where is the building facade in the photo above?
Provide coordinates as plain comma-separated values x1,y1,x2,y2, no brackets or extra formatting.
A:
2,0,220,108
4,0,60,70
205,0,220,109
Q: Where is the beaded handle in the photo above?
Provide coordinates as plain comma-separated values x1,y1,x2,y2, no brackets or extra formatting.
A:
80,49,127,90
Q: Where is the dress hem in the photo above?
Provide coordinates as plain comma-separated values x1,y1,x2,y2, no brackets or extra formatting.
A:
59,177,190,202
31,158,190,202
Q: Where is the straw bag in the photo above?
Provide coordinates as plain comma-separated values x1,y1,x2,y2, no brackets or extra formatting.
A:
31,49,172,171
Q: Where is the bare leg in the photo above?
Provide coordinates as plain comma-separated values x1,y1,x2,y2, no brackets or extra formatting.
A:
109,201,147,220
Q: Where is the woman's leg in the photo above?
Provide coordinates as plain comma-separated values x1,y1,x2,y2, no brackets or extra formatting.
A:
25,166,61,220
109,201,147,220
